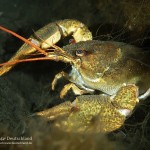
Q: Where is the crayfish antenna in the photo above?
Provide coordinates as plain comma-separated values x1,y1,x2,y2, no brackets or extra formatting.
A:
0,26,48,76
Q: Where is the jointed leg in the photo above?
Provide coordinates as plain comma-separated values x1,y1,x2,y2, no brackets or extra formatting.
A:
60,83,89,98
51,71,69,90
139,88,150,100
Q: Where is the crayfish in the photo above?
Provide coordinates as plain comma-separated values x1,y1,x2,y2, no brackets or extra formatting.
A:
0,19,150,133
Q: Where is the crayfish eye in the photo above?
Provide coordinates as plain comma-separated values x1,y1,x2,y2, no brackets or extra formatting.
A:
76,49,85,57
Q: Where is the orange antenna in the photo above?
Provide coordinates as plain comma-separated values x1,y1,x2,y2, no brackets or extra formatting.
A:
0,57,56,66
0,26,48,56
